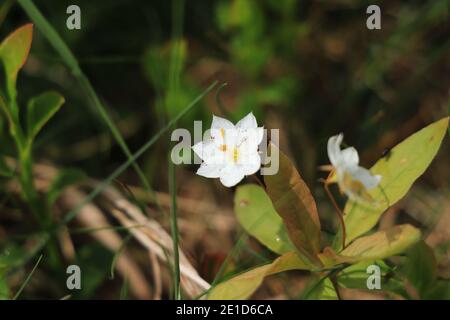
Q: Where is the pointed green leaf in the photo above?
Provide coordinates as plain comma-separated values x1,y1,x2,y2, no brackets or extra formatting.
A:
0,24,33,98
264,143,321,263
235,184,295,254
26,91,65,140
207,251,313,300
47,168,86,205
336,117,449,248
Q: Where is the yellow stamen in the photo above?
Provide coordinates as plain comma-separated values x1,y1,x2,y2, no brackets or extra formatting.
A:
220,128,225,139
219,144,227,152
233,148,239,163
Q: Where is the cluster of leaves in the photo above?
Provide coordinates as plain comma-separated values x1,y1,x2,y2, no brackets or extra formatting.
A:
0,24,68,211
208,117,448,299
0,24,87,298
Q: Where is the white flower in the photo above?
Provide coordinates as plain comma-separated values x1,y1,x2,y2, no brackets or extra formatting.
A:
192,112,264,187
327,133,381,203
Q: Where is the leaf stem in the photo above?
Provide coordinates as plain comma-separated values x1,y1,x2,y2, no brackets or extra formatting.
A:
324,182,346,250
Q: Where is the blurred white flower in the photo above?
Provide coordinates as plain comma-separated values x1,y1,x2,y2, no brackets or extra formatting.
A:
327,133,381,203
192,112,264,187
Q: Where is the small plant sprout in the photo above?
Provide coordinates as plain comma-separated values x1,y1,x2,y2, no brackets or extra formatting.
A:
192,112,264,187
321,133,382,249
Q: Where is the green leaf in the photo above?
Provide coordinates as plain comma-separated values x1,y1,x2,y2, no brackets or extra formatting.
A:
322,225,421,266
26,91,65,140
74,244,113,299
305,277,338,300
234,184,295,254
402,241,437,297
0,276,9,300
207,251,313,300
337,260,390,289
47,168,86,205
0,24,33,100
264,143,321,263
337,117,449,248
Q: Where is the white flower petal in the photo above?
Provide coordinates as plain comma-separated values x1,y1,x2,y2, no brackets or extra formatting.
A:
256,127,264,145
211,115,235,130
239,152,261,175
340,147,359,167
327,133,343,167
348,166,381,190
192,141,204,159
235,112,257,129
219,165,245,187
192,139,218,162
196,163,222,178
237,130,261,155
210,115,236,146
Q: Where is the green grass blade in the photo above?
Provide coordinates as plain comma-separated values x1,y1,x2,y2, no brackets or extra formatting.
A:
59,81,217,227
17,0,158,210
13,254,43,300
166,0,185,301
168,155,181,300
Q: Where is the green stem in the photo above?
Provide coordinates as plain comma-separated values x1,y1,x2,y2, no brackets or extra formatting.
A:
168,156,181,300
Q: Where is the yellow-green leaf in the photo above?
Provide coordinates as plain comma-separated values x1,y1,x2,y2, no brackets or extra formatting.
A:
0,24,33,97
264,143,321,263
26,91,65,140
207,251,313,300
235,184,295,254
323,225,421,266
336,117,449,248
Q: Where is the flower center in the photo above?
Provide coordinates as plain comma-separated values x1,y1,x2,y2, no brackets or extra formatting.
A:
219,144,227,152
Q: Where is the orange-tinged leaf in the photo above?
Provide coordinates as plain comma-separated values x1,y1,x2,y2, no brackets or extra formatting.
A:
264,143,321,263
0,24,33,88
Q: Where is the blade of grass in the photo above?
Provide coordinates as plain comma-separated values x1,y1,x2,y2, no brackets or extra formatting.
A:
110,233,132,279
0,0,15,27
59,81,216,227
168,155,180,299
166,0,185,300
13,254,43,300
17,0,163,215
